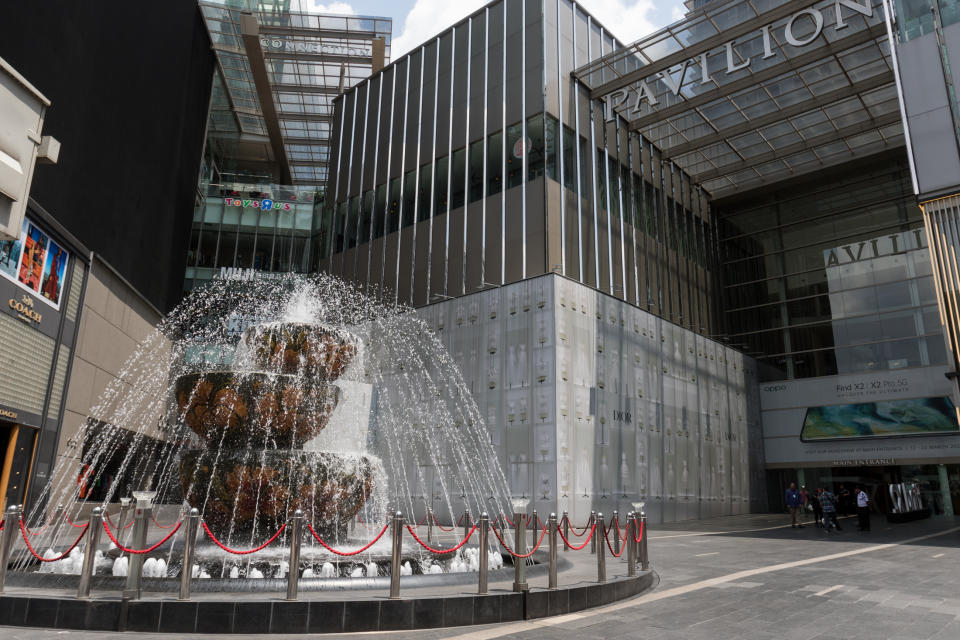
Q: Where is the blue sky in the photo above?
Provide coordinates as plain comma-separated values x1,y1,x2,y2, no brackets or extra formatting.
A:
297,0,687,56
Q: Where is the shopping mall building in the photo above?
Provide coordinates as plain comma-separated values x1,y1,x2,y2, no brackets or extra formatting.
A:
318,0,960,522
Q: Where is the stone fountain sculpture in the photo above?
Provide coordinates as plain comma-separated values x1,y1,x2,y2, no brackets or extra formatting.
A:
175,321,376,538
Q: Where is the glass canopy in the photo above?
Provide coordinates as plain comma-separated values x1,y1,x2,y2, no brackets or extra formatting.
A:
573,0,902,198
199,0,392,186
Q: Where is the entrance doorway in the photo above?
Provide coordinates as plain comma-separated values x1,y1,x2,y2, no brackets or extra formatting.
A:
0,422,38,513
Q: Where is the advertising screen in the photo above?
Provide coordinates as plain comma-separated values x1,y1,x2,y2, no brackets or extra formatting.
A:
0,217,69,309
800,397,960,441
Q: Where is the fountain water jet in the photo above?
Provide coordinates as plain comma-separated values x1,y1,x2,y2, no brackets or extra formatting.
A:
15,273,512,579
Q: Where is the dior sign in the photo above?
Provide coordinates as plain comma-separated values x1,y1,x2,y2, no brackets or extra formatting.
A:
603,0,874,116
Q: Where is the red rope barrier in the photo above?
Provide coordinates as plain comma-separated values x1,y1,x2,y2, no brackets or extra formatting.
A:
201,521,285,555
19,519,88,562
633,519,644,544
105,512,134,530
64,514,87,528
433,514,455,532
416,513,428,526
103,519,182,554
567,516,591,536
0,519,4,531
23,521,49,536
557,523,596,551
406,523,477,554
307,522,389,556
489,523,548,558
602,524,624,557
152,514,180,529
503,514,515,527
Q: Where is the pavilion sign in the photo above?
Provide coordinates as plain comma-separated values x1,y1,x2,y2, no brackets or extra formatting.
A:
603,0,875,116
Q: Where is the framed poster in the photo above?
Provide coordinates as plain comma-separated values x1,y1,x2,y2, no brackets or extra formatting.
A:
0,217,69,309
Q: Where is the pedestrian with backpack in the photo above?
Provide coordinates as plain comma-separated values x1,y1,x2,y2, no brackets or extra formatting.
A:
820,488,841,531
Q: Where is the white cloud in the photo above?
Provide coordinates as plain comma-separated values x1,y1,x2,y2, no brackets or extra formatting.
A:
391,0,686,58
295,0,356,14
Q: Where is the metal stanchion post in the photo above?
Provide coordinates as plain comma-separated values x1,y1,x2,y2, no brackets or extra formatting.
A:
0,504,20,594
596,512,606,583
77,508,104,599
640,512,649,571
53,504,65,527
590,510,597,554
427,508,433,544
463,508,470,541
478,512,489,595
562,510,569,552
612,510,620,557
179,509,200,601
512,498,529,592
389,511,403,599
548,513,558,590
626,512,636,577
123,498,151,601
532,509,538,544
117,497,132,546
286,510,303,601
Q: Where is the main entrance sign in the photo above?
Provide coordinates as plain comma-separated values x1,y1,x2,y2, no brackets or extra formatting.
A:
603,0,874,115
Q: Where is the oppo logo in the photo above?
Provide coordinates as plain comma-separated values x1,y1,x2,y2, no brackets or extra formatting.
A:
762,385,786,392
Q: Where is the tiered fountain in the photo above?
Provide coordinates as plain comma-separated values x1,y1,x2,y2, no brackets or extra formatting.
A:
175,320,376,540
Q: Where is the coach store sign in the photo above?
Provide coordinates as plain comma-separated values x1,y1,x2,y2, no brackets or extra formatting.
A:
603,0,876,113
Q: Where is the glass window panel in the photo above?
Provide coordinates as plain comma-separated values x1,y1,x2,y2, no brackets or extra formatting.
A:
506,122,524,189
488,131,504,196
434,156,449,215
451,149,466,208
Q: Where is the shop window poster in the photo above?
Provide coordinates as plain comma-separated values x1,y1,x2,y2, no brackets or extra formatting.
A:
0,217,69,309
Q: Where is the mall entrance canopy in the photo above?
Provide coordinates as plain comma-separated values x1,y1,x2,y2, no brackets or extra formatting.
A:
572,0,903,198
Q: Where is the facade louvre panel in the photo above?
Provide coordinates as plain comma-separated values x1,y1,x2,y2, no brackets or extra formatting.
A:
46,345,71,420
0,312,56,414
65,264,84,322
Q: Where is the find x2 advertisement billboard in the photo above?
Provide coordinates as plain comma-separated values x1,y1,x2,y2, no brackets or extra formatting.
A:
800,397,960,442
0,217,69,309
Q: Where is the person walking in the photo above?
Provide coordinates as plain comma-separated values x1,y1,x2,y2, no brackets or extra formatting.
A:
785,482,804,528
820,488,841,531
856,486,871,531
838,485,852,516
811,488,824,527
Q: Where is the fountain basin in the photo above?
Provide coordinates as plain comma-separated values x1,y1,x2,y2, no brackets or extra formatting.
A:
175,371,340,448
242,321,358,379
179,449,378,536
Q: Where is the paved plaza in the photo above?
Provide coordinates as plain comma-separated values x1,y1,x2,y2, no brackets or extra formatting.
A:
4,512,960,639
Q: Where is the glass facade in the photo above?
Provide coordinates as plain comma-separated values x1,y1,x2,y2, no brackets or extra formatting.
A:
184,183,320,288
717,154,946,380
322,0,721,339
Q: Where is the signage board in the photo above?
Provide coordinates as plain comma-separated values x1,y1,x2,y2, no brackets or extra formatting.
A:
603,0,876,115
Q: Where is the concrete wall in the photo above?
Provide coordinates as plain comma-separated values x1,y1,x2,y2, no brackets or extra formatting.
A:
415,273,766,525
56,256,165,478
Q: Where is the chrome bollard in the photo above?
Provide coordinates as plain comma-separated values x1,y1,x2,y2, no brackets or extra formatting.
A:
512,510,528,592
179,509,201,601
53,504,65,527
389,511,403,599
427,508,434,544
286,510,304,601
562,510,569,552
626,512,636,577
0,504,20,594
590,511,597,554
463,508,471,541
612,510,620,557
77,507,104,598
596,512,606,583
478,512,489,595
117,497,133,543
123,503,150,600
640,513,649,571
548,513,558,590
532,509,539,543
